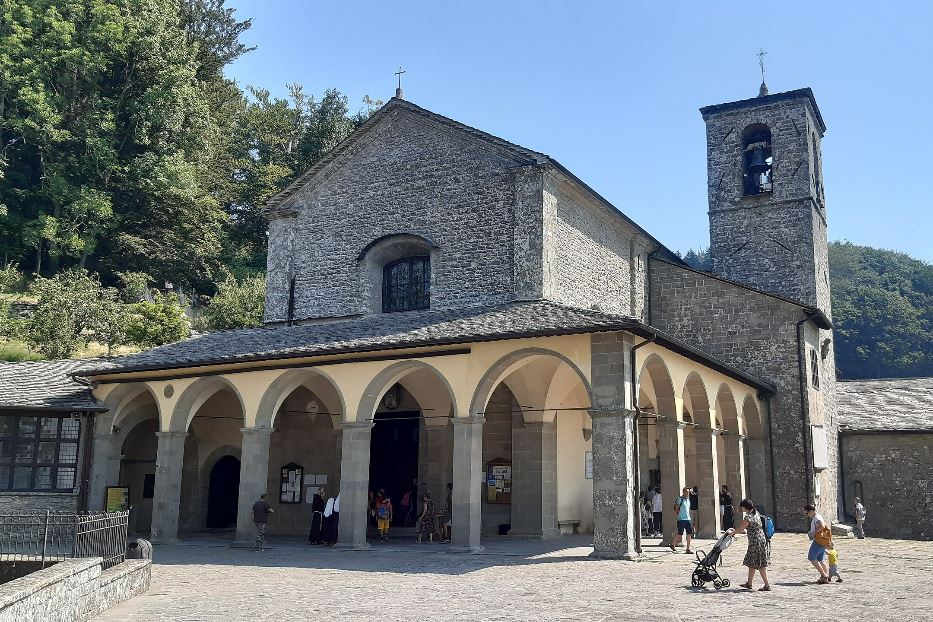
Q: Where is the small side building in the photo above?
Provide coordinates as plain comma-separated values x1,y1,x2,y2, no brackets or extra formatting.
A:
0,360,106,513
837,377,933,540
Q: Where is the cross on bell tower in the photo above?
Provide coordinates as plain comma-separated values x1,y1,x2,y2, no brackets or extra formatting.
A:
757,49,769,97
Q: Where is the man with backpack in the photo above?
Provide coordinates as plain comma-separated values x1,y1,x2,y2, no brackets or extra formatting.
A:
376,494,393,542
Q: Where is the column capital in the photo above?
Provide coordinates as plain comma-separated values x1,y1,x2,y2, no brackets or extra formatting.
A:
339,420,374,431
240,427,273,436
588,408,636,420
155,431,188,439
451,416,485,426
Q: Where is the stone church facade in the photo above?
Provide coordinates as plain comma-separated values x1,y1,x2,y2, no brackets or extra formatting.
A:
1,86,838,559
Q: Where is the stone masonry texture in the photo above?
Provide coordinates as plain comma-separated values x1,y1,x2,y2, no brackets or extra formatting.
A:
649,257,838,529
702,90,831,313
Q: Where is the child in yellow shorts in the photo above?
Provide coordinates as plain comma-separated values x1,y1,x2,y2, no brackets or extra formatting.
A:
827,546,842,582
376,497,393,542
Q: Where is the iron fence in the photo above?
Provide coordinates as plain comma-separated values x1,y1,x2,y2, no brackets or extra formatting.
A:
0,511,129,570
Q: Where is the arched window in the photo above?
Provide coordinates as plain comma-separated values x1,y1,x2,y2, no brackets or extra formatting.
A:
742,125,773,196
383,256,430,312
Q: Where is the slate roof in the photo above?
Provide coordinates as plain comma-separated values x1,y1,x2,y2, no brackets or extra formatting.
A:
837,377,933,432
0,359,105,412
699,87,827,134
75,300,775,394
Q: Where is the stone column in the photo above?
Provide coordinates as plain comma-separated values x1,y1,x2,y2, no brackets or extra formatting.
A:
234,428,273,547
88,431,117,512
658,420,687,546
451,417,484,552
694,429,722,538
510,420,559,538
150,431,187,544
724,432,748,505
336,422,372,550
590,409,637,560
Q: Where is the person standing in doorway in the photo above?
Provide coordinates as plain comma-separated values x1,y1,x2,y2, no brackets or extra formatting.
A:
308,487,326,544
442,483,453,543
720,485,734,531
376,494,393,542
400,488,412,528
252,494,274,552
690,486,699,533
805,504,831,584
670,487,694,554
322,494,335,545
854,497,867,539
728,498,771,591
651,487,663,537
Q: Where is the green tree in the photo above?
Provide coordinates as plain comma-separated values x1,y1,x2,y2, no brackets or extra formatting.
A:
22,269,105,358
126,292,190,348
202,272,265,330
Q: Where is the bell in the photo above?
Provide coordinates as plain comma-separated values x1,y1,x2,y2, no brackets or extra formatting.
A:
746,147,770,173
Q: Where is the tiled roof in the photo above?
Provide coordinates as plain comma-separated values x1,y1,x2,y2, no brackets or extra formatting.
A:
0,359,105,412
837,377,933,432
78,301,635,375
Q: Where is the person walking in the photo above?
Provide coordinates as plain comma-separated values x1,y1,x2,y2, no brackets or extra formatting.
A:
853,497,867,539
651,487,663,537
805,504,832,584
251,493,274,551
728,498,771,591
689,486,699,533
670,487,694,554
720,485,734,531
416,493,437,544
308,487,326,544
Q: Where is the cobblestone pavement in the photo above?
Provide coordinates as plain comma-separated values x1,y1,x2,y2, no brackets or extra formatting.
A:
97,533,933,622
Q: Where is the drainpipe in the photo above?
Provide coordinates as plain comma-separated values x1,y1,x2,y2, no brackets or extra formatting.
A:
630,335,655,554
764,397,778,520
796,314,815,518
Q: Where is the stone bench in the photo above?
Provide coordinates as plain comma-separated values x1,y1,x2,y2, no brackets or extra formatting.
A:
558,520,581,535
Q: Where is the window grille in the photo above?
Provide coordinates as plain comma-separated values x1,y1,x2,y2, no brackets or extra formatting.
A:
0,415,80,491
810,348,820,390
382,256,430,313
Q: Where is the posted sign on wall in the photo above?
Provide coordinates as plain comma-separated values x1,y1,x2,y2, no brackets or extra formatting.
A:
105,486,129,512
486,459,512,504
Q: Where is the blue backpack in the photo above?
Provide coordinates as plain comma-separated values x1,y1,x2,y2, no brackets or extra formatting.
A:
762,514,775,541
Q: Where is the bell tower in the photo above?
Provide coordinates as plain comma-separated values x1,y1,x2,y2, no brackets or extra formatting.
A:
700,87,830,314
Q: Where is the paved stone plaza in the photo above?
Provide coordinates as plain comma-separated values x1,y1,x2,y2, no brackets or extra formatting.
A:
96,534,932,621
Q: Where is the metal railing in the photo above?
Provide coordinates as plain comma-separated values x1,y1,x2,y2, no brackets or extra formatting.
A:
0,511,129,570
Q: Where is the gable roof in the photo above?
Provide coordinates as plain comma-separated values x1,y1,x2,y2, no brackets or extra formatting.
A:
264,97,685,265
0,359,106,412
837,377,933,433
75,300,774,394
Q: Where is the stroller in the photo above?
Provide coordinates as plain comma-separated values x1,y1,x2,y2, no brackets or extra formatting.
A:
690,532,734,589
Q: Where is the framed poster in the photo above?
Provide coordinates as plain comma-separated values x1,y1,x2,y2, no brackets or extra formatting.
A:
279,463,304,504
485,458,512,504
105,486,130,512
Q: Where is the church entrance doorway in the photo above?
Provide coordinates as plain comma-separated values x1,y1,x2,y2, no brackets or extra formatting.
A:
369,411,419,526
206,455,240,529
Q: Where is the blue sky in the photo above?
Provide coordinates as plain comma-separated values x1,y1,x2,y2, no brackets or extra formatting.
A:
225,1,932,262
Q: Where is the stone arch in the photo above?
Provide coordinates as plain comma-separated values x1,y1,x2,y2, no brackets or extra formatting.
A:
357,233,439,314
469,348,594,420
682,372,713,427
101,383,159,434
716,384,740,433
256,368,345,429
637,353,676,420
742,394,763,438
358,359,457,422
170,376,246,432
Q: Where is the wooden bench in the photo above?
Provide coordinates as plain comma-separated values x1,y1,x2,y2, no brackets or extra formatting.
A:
558,519,581,535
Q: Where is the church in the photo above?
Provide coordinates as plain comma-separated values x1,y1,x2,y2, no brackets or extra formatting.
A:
0,83,838,559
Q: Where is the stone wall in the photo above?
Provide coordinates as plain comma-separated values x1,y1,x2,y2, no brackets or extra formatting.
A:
0,492,79,514
265,108,527,323
0,557,150,622
840,432,933,540
648,257,839,528
702,92,829,311
541,173,642,316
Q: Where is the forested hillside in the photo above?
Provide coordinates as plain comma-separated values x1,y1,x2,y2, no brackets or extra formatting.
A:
679,243,933,380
